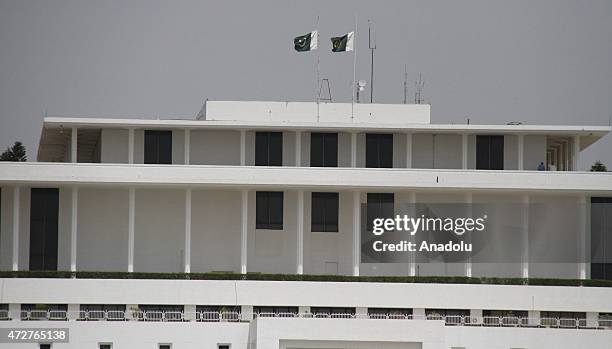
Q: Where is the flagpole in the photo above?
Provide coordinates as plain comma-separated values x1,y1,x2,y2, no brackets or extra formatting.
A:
316,15,320,121
351,14,357,121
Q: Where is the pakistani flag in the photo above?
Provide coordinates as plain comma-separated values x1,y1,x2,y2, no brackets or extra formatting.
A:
331,31,354,52
294,30,318,52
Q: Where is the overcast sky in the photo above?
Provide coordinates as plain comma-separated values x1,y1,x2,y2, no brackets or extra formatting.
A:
0,0,610,169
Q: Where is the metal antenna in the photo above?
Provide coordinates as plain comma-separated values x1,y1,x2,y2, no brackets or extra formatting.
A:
414,73,425,104
403,65,408,104
368,20,376,103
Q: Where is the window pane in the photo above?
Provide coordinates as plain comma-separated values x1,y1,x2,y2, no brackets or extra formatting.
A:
312,193,339,232
256,192,283,229
325,193,339,232
490,135,504,170
366,134,393,168
310,133,324,167
30,188,59,271
255,132,269,166
367,193,394,231
268,132,283,166
268,192,284,229
145,130,172,164
311,193,325,231
323,133,338,167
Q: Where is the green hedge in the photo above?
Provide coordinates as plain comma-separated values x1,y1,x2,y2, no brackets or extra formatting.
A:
0,270,611,287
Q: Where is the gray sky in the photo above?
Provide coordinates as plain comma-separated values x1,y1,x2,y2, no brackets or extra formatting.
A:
0,0,610,169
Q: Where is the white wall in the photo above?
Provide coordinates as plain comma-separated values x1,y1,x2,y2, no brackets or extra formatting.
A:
100,129,129,163
190,130,240,165
524,135,547,170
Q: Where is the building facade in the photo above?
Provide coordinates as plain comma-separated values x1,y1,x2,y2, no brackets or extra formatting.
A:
0,101,612,348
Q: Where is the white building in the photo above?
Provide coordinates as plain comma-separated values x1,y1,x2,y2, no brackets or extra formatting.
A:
0,100,612,349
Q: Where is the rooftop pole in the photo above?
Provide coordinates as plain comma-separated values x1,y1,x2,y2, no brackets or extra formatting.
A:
351,14,357,120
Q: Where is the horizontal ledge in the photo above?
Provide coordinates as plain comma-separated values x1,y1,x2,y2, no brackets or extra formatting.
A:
0,162,611,193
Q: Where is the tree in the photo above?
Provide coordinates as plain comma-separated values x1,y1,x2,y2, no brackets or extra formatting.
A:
590,160,607,172
0,141,27,161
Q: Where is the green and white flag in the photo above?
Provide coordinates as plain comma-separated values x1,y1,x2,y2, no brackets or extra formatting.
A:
294,30,318,52
331,31,354,52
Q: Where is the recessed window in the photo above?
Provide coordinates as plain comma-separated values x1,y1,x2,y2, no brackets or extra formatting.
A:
311,192,339,232
256,191,284,230
218,345,230,349
144,130,172,164
310,132,338,167
39,345,51,349
158,344,171,349
476,135,504,170
29,188,59,271
366,133,393,168
255,132,283,166
99,344,112,349
367,193,394,231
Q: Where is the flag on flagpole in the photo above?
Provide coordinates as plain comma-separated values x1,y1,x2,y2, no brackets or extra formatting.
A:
331,32,354,52
294,30,318,52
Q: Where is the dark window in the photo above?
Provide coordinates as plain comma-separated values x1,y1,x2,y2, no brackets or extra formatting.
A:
144,130,172,164
29,188,59,271
99,344,112,349
476,135,504,170
591,197,612,280
310,133,338,167
218,345,230,349
311,192,339,232
367,193,394,231
159,345,171,349
256,192,284,229
39,345,51,349
366,133,393,168
255,132,283,166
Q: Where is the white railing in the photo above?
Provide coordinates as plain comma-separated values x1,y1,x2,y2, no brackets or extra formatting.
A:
13,310,612,330
21,310,68,321
0,310,10,320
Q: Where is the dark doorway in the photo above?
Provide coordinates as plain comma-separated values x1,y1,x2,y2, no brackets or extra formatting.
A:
29,188,59,270
476,135,504,170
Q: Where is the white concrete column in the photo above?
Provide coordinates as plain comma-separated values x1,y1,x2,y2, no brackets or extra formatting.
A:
128,187,135,273
240,190,248,274
67,304,79,321
413,308,426,320
586,312,599,328
573,135,580,171
356,307,368,319
296,190,304,274
461,133,468,170
184,129,190,165
71,127,78,163
12,187,20,271
528,310,540,326
408,191,416,277
184,304,197,322
241,305,254,321
350,132,357,167
406,133,412,168
295,131,302,167
465,192,473,277
517,134,524,171
578,194,587,280
184,188,192,273
9,303,20,321
352,191,361,276
70,186,78,272
470,309,483,324
128,128,135,164
521,193,529,279
240,130,246,166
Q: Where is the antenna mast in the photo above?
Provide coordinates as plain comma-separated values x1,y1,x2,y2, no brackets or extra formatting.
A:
415,73,425,104
403,65,408,104
368,20,376,103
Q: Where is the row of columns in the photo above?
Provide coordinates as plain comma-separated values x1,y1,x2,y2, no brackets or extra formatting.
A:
6,185,588,279
68,126,580,170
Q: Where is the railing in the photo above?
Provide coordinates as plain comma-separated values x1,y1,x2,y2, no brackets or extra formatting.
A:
21,310,68,321
0,310,10,321
11,310,612,330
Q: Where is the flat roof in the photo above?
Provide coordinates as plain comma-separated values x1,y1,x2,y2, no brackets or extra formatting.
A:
42,116,611,135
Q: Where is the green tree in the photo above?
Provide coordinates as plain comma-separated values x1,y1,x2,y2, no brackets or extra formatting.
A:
590,160,607,172
0,141,27,161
